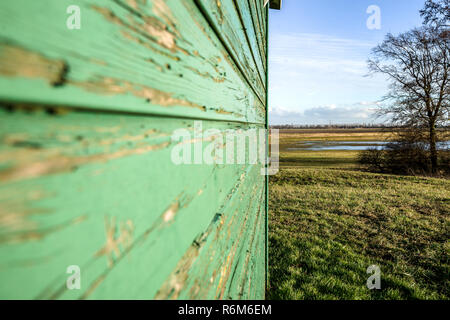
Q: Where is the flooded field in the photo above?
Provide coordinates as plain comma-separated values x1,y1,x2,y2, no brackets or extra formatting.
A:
287,140,450,151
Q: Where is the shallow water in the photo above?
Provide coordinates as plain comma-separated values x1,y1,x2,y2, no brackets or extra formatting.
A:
287,140,450,151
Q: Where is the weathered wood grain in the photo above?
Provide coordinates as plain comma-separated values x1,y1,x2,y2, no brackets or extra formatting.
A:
0,0,265,124
0,106,265,299
249,0,267,66
195,0,266,104
155,169,265,299
253,0,267,49
0,0,268,300
235,0,267,75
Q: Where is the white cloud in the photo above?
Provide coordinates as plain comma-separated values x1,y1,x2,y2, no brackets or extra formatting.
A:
268,32,389,124
269,106,304,117
270,33,375,74
303,105,373,120
357,101,382,106
269,102,380,125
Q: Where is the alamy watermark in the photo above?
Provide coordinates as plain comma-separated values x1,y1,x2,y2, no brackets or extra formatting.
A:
67,5,81,30
366,265,381,290
66,265,81,290
367,5,381,30
170,121,279,176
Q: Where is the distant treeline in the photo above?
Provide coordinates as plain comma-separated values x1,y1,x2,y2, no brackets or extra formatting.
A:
270,124,396,129
270,124,450,130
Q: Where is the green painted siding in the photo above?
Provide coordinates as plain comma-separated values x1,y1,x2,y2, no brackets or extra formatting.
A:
0,0,268,299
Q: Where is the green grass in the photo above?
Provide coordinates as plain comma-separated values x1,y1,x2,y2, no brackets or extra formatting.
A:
280,150,360,169
268,130,450,300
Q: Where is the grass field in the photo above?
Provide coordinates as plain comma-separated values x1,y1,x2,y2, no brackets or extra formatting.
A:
268,129,450,300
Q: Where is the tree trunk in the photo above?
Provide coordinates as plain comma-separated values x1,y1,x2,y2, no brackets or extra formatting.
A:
429,120,438,174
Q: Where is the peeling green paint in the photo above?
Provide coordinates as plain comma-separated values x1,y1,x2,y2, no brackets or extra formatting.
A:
0,0,268,300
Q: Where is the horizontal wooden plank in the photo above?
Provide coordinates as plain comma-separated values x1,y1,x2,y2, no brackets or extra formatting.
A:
0,0,265,124
254,0,267,47
236,0,267,77
0,105,265,299
249,0,267,65
155,175,265,299
195,0,266,104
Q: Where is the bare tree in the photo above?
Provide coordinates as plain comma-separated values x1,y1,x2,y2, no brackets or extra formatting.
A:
368,26,449,173
420,0,449,30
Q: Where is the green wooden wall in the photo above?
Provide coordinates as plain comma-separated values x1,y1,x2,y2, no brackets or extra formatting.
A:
0,0,268,299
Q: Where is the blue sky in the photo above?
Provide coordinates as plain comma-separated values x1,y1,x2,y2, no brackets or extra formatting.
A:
268,0,426,125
